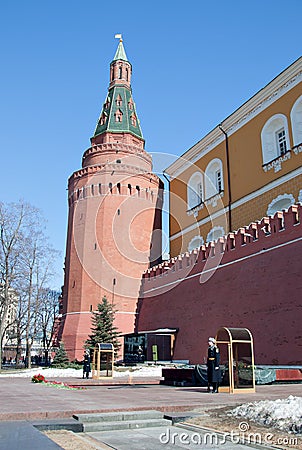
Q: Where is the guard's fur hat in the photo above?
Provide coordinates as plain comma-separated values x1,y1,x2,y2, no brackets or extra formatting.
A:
208,337,216,343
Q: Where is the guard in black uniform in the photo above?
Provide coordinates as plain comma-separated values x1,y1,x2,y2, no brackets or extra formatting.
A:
207,337,220,393
82,352,91,379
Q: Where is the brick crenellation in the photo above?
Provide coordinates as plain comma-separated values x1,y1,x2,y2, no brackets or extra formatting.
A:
143,204,301,283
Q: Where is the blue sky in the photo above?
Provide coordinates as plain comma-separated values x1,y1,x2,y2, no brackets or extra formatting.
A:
1,0,301,288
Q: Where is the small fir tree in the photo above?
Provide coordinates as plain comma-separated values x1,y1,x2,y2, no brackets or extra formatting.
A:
85,296,121,356
51,342,69,368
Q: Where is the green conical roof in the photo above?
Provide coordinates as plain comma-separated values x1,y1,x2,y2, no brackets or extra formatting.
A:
113,40,128,62
94,86,143,139
93,39,143,141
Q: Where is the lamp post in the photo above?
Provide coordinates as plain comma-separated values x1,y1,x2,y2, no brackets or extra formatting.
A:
112,278,116,305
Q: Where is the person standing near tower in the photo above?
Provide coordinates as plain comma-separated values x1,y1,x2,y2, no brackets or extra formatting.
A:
207,337,220,393
82,352,91,379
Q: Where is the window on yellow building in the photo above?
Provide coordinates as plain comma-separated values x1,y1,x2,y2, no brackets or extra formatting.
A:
291,95,302,146
188,236,204,252
215,169,222,192
261,114,290,164
267,194,295,216
276,128,287,155
205,159,224,199
187,172,203,209
206,226,225,243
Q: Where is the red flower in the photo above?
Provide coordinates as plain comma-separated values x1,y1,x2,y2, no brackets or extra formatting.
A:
31,373,46,383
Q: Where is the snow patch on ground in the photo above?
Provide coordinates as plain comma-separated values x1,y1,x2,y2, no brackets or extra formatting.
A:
228,395,302,434
0,365,163,378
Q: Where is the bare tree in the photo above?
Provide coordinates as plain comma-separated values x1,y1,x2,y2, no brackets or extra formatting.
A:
0,200,60,369
14,290,27,367
38,289,60,365
18,226,59,368
0,201,31,368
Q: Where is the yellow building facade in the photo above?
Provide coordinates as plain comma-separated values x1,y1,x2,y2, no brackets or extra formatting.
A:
165,57,302,257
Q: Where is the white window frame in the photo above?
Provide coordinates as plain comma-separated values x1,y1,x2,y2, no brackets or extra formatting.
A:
267,194,295,216
275,128,287,155
290,95,302,146
206,226,225,243
187,172,203,210
261,114,290,164
205,159,224,200
215,169,222,193
188,235,204,252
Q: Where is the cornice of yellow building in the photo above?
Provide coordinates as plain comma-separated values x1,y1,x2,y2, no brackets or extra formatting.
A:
165,56,302,180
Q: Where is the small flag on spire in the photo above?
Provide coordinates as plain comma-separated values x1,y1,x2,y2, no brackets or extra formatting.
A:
115,33,123,41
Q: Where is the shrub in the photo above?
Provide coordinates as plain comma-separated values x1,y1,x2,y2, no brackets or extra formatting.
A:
51,342,69,368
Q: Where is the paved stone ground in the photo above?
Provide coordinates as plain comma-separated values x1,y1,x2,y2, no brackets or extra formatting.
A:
86,425,269,449
0,376,301,449
184,405,302,449
0,421,62,450
1,377,301,420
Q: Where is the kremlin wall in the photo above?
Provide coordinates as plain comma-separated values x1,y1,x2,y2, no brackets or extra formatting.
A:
57,39,302,367
137,204,302,365
58,37,164,361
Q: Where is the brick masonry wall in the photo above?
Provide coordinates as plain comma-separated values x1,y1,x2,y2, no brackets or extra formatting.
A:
170,174,302,257
138,205,302,365
231,175,302,232
61,165,163,361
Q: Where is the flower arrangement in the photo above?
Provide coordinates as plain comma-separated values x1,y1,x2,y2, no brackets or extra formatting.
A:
31,373,46,383
44,380,86,390
31,374,85,390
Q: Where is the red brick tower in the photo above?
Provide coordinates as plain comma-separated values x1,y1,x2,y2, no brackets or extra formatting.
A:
59,37,163,360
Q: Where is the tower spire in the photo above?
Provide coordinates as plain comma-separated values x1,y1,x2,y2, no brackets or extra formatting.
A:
92,36,143,145
113,34,128,62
